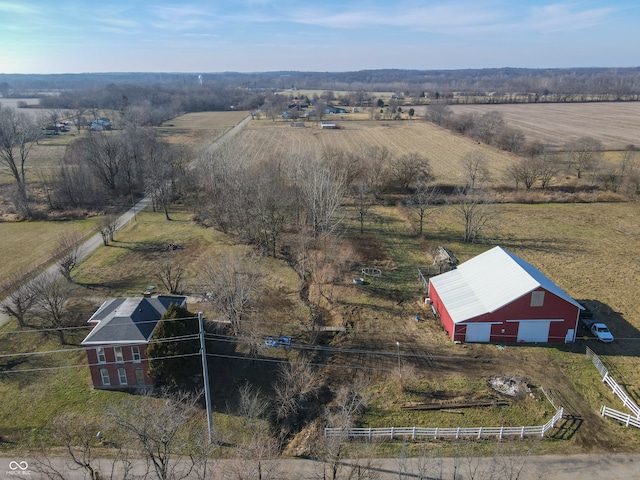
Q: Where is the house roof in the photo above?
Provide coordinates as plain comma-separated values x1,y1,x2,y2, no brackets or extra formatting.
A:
81,295,187,345
429,246,583,324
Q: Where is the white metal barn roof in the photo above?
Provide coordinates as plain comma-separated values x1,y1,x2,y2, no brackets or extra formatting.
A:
429,246,583,323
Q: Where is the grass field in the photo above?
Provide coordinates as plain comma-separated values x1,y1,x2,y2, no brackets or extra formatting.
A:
157,111,250,148
0,218,101,292
244,119,516,185
444,103,640,151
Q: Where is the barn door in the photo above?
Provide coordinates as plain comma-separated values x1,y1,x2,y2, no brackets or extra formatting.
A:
517,320,551,343
465,323,492,343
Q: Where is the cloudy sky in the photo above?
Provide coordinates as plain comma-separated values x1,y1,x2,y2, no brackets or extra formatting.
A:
1,0,638,73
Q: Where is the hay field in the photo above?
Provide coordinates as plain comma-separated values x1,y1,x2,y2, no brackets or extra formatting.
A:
446,103,640,151
158,111,250,147
243,120,516,185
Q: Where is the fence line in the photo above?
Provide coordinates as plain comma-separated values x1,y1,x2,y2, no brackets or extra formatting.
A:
603,373,640,417
601,406,640,428
324,408,564,441
586,347,640,418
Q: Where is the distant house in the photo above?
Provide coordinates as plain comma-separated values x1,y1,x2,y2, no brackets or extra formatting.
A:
81,295,187,390
428,247,583,344
324,105,347,115
90,117,111,131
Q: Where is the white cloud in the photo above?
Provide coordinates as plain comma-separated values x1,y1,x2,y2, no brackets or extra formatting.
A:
0,2,35,14
528,2,615,32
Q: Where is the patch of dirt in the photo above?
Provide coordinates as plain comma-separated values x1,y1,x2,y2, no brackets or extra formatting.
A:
488,375,531,398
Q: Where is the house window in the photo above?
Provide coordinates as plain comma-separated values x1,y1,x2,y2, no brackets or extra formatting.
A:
135,369,145,385
118,368,127,385
96,347,106,364
100,368,110,386
531,291,545,307
114,346,124,363
132,346,141,363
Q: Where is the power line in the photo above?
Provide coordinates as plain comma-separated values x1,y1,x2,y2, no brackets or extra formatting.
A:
0,334,200,360
0,352,200,375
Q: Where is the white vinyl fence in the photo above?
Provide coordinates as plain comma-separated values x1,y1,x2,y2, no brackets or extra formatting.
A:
324,408,564,440
586,347,640,427
600,406,640,428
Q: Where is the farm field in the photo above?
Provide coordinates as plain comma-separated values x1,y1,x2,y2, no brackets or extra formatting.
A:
444,103,640,151
157,110,250,148
244,119,516,185
0,218,101,292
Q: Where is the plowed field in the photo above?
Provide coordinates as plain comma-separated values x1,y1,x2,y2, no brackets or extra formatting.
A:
445,103,640,151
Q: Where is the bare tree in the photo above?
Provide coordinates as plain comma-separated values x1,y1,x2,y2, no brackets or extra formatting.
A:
497,127,526,153
273,354,320,438
389,153,433,192
451,190,498,243
566,136,603,179
426,101,452,126
83,131,124,191
1,273,40,327
314,374,373,480
32,413,134,480
506,157,542,191
461,151,490,192
32,271,74,345
157,259,184,294
223,383,281,480
201,253,260,335
0,105,41,217
56,231,83,282
472,111,505,145
110,389,210,480
353,177,374,235
409,183,440,236
98,214,119,246
299,158,347,237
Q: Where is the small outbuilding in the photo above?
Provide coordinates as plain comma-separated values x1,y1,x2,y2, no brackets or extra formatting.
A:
428,246,583,343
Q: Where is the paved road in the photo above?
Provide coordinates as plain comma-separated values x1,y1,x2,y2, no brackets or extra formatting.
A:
2,453,640,479
0,114,252,329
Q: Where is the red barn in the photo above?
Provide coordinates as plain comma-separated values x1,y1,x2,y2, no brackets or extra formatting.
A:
428,247,583,343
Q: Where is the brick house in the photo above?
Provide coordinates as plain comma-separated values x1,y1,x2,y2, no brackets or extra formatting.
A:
81,295,187,390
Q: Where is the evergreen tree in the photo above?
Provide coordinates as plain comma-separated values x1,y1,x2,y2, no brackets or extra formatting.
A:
147,304,200,389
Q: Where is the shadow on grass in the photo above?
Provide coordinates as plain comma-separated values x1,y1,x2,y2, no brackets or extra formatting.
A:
551,415,583,440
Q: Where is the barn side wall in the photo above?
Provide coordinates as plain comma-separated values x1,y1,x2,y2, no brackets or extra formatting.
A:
457,288,580,343
428,281,455,340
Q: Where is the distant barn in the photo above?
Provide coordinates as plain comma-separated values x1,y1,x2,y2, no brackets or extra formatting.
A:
428,246,583,343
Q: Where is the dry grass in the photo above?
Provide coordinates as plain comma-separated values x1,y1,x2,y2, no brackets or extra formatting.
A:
243,119,516,185
157,111,250,147
444,103,640,151
0,218,101,293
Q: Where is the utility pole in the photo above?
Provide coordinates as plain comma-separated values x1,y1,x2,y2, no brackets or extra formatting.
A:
396,341,402,390
199,311,214,442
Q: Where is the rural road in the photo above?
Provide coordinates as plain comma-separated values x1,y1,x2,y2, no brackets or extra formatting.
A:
0,113,252,329
2,453,639,479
